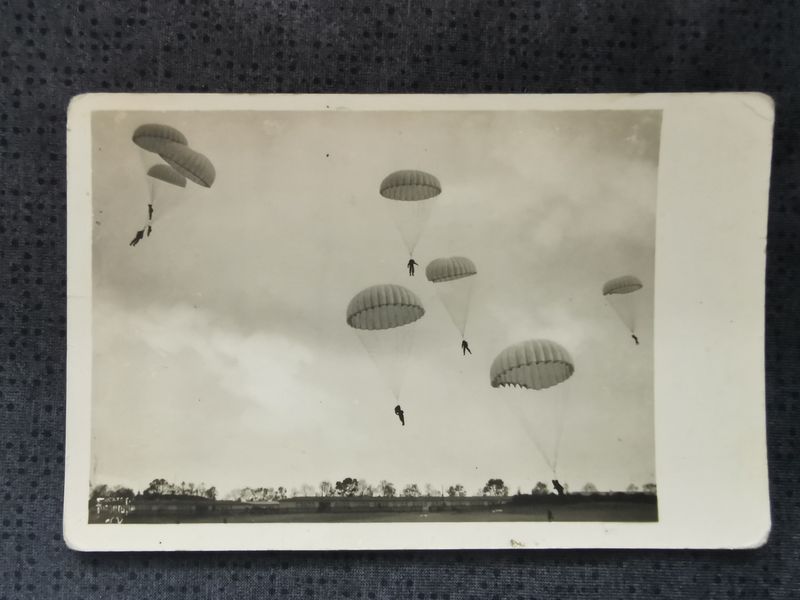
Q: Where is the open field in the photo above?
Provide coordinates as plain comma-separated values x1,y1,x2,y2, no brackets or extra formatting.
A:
97,496,657,524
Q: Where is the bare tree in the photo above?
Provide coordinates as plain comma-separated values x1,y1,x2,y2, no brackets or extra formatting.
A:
358,479,374,496
378,480,396,497
423,483,441,497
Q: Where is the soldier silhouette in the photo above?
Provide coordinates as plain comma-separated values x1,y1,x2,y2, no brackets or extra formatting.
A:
394,405,405,426
552,479,565,496
407,259,418,276
129,229,145,247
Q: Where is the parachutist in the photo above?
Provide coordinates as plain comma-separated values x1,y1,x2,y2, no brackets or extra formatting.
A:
394,405,405,426
146,225,152,237
461,340,472,355
129,229,145,247
407,259,418,276
551,479,565,496
147,203,153,221
631,334,639,345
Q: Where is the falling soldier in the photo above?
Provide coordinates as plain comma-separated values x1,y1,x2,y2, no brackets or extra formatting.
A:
407,258,418,276
129,228,145,247
394,405,405,426
551,479,565,496
461,339,472,355
631,334,639,345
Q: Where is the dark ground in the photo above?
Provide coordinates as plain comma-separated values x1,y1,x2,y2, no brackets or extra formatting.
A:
2,1,799,599
109,498,657,525
124,504,658,525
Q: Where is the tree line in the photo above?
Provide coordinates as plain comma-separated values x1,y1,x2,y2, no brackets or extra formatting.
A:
91,478,656,503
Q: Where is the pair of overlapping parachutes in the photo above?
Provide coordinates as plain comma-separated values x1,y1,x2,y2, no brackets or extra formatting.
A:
129,124,216,243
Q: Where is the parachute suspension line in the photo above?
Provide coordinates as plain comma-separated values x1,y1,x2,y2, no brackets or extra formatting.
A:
459,281,474,338
550,385,571,476
606,298,633,334
504,396,557,474
386,198,434,258
353,324,416,401
346,284,426,405
135,150,157,234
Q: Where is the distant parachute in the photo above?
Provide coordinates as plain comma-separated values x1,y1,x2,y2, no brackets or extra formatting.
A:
379,170,441,257
603,275,642,296
426,256,477,338
132,124,188,154
158,141,216,188
602,275,643,336
490,339,575,475
346,284,425,403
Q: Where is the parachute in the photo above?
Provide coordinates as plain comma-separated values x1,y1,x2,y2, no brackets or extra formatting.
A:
490,339,575,475
346,284,425,402
602,275,643,336
426,256,477,337
129,124,214,246
158,141,216,188
132,124,188,154
147,164,187,188
380,170,441,201
379,170,441,257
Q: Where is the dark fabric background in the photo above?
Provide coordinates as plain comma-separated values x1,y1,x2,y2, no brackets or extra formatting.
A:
1,0,798,598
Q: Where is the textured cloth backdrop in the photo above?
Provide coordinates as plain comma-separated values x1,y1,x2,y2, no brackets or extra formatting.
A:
1,1,798,598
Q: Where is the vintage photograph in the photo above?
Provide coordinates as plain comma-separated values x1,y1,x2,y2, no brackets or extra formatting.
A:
86,106,660,525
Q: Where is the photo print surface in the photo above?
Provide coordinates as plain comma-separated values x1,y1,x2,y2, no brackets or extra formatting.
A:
89,108,660,524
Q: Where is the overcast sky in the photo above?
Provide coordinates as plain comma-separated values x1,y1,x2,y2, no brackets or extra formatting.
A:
91,107,660,496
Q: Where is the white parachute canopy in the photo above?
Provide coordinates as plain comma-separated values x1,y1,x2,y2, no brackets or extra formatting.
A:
490,339,576,476
379,170,441,257
425,256,477,337
602,275,643,334
346,284,425,400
